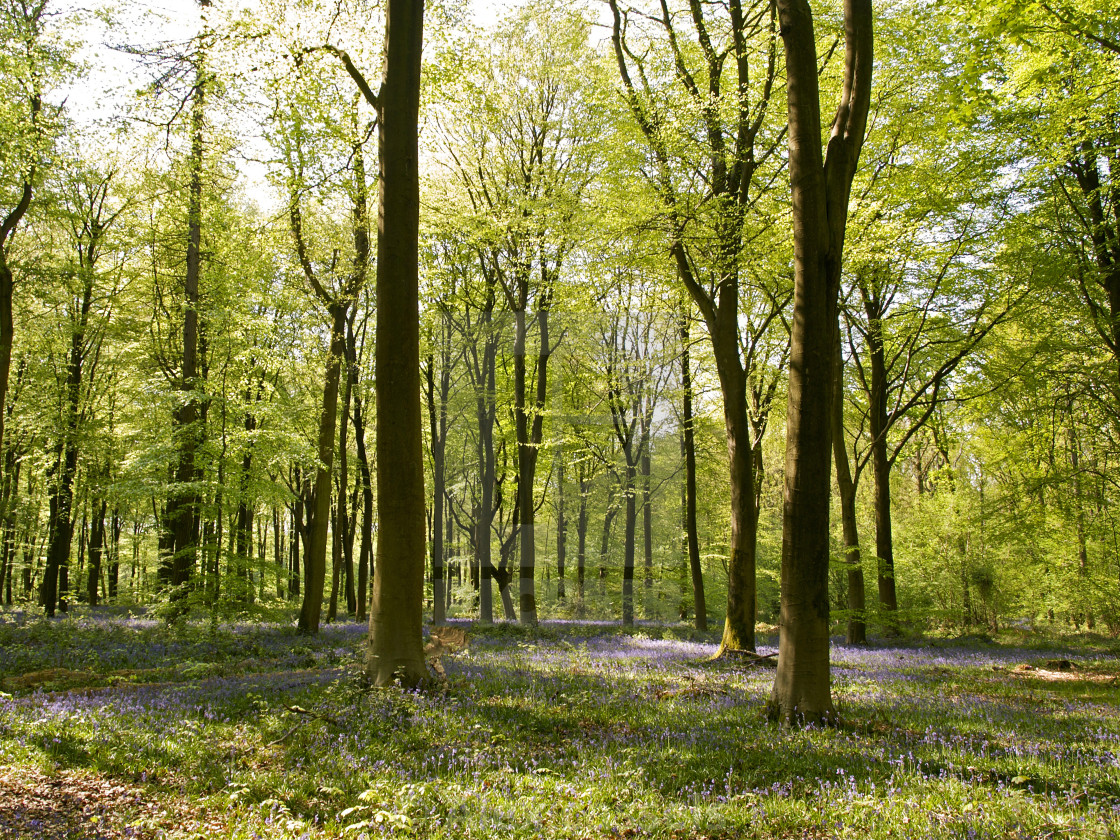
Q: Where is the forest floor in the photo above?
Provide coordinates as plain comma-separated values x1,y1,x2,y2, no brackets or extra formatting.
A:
0,613,1118,839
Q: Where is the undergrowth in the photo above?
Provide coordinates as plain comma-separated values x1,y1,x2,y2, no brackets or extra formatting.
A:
1,614,1118,839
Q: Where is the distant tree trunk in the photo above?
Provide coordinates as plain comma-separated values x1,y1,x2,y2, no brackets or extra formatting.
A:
865,305,898,632
366,0,428,686
425,338,450,624
234,399,257,604
43,362,83,616
679,311,706,631
108,508,121,599
328,497,342,623
576,471,589,601
832,325,865,644
299,302,346,633
348,316,374,622
556,446,566,601
622,460,637,627
273,506,283,598
514,305,551,626
87,499,107,606
641,435,653,602
473,322,499,624
599,491,618,593
768,0,872,725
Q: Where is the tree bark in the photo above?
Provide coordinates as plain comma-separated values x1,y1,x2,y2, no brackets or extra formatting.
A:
865,303,898,631
87,499,107,606
298,303,346,633
366,0,428,686
165,55,208,609
679,311,707,631
768,0,872,725
556,444,566,601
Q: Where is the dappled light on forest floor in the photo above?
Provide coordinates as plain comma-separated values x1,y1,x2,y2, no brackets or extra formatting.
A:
1,617,1119,838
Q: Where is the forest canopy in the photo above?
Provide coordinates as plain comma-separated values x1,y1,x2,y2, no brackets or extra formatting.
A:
0,0,1117,649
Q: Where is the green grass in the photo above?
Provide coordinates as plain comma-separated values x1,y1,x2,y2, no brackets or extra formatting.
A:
1,614,1119,838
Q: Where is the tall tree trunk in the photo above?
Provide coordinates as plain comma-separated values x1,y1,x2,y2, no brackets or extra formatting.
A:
679,312,706,631
425,348,448,624
514,311,536,624
353,385,373,622
622,461,636,626
712,337,756,654
576,472,589,602
475,342,498,624
599,493,617,593
108,507,121,599
768,0,872,725
556,445,566,601
43,443,76,617
366,0,427,686
0,83,38,473
641,436,653,602
166,53,208,608
299,303,347,633
273,506,283,598
866,308,898,631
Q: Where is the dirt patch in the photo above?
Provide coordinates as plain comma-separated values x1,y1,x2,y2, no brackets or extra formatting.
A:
0,765,174,839
996,662,1120,685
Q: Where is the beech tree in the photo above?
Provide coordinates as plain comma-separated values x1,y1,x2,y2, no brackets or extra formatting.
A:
608,0,790,655
437,2,597,624
365,0,427,685
767,0,872,725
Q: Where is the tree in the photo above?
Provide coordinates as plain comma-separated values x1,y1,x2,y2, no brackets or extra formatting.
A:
0,0,65,489
767,0,872,725
40,163,125,615
277,88,372,633
436,2,597,624
608,0,790,655
366,0,428,686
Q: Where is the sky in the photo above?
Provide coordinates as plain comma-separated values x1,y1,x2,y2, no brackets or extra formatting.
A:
56,0,527,208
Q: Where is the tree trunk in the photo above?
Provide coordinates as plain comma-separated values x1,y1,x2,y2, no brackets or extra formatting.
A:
622,460,637,627
87,499,107,606
768,0,872,725
641,438,653,601
366,0,428,686
165,56,208,609
108,508,121,599
425,348,448,624
679,312,706,631
298,302,347,633
599,494,617,593
866,308,898,631
832,325,865,644
353,386,373,622
576,472,589,602
475,336,498,624
556,445,566,601
711,336,756,654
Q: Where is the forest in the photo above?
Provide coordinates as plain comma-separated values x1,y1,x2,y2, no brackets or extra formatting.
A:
1,0,1119,837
